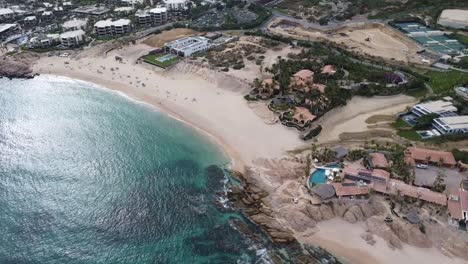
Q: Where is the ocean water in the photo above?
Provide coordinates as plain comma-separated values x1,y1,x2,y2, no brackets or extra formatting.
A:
0,76,261,264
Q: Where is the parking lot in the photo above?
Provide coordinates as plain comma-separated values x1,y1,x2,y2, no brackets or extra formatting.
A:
414,165,467,190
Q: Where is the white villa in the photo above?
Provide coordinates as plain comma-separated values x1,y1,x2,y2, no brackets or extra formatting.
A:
411,100,458,117
63,18,88,31
165,36,212,57
0,8,15,21
60,29,86,47
94,19,132,37
433,116,468,135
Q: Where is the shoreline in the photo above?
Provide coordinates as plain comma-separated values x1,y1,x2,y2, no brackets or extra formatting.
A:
38,73,247,173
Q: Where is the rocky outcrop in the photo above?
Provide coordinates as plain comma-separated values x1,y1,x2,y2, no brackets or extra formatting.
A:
0,55,37,79
228,170,296,244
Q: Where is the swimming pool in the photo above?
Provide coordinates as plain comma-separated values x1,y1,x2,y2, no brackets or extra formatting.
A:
309,164,340,186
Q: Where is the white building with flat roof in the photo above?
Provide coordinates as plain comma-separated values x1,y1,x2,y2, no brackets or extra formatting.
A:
29,34,60,49
411,100,458,117
0,8,15,21
60,29,86,47
121,0,144,5
433,116,468,135
136,7,168,25
165,36,212,57
455,86,468,101
163,0,188,11
24,16,37,26
94,19,132,37
63,18,88,31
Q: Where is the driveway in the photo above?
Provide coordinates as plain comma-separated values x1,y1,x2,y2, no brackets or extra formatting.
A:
414,165,468,190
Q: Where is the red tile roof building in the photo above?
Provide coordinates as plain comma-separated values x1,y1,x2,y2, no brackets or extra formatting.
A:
369,153,389,168
405,147,457,168
332,183,370,197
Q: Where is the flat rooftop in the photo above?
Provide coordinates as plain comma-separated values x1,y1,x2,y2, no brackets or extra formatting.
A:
414,100,457,114
435,115,468,130
72,5,110,15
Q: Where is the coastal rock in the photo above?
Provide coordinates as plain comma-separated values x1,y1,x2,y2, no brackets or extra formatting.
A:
343,210,358,223
305,205,323,221
285,211,316,232
347,205,365,221
0,55,36,79
320,204,335,220
331,201,348,217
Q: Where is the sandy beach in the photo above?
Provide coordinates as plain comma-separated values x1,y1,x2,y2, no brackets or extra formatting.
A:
31,40,464,264
33,43,305,172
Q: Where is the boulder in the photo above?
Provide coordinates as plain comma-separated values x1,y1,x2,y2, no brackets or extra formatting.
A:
305,205,323,221
347,205,365,221
320,204,335,220
343,210,358,223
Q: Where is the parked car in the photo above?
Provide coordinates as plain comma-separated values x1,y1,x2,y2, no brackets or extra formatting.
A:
416,164,428,169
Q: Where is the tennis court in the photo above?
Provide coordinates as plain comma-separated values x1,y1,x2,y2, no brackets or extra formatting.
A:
394,22,467,54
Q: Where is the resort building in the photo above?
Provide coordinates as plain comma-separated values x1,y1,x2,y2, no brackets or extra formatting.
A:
257,78,280,99
437,9,468,29
291,107,316,129
0,23,19,40
0,8,15,21
332,183,370,198
60,29,86,48
29,34,60,49
63,18,88,31
373,179,447,206
455,86,468,101
432,115,468,135
163,0,188,11
120,0,145,6
23,16,37,27
290,70,314,89
41,11,53,21
165,36,212,57
404,147,457,168
135,7,168,25
411,100,458,117
72,5,111,17
342,168,390,184
321,65,336,75
94,19,132,37
364,153,389,169
114,7,134,14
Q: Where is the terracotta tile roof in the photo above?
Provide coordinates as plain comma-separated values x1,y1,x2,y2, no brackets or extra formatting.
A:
460,189,468,213
293,69,314,80
369,153,389,168
372,169,390,180
405,147,456,166
332,183,370,197
292,107,316,123
386,179,447,206
312,83,326,93
321,65,336,75
447,188,463,220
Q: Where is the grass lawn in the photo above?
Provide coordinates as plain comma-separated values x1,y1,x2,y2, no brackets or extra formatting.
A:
397,130,421,141
404,88,428,98
143,53,180,68
427,70,468,94
453,33,468,45
392,118,410,129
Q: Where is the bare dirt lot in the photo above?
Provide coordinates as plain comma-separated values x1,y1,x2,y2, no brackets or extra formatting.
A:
267,19,425,64
142,28,197,48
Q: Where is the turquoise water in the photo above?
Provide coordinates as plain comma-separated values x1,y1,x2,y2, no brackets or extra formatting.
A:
309,164,340,186
0,76,260,263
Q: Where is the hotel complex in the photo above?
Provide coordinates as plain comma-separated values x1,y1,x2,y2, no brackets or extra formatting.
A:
135,7,168,25
94,19,132,37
